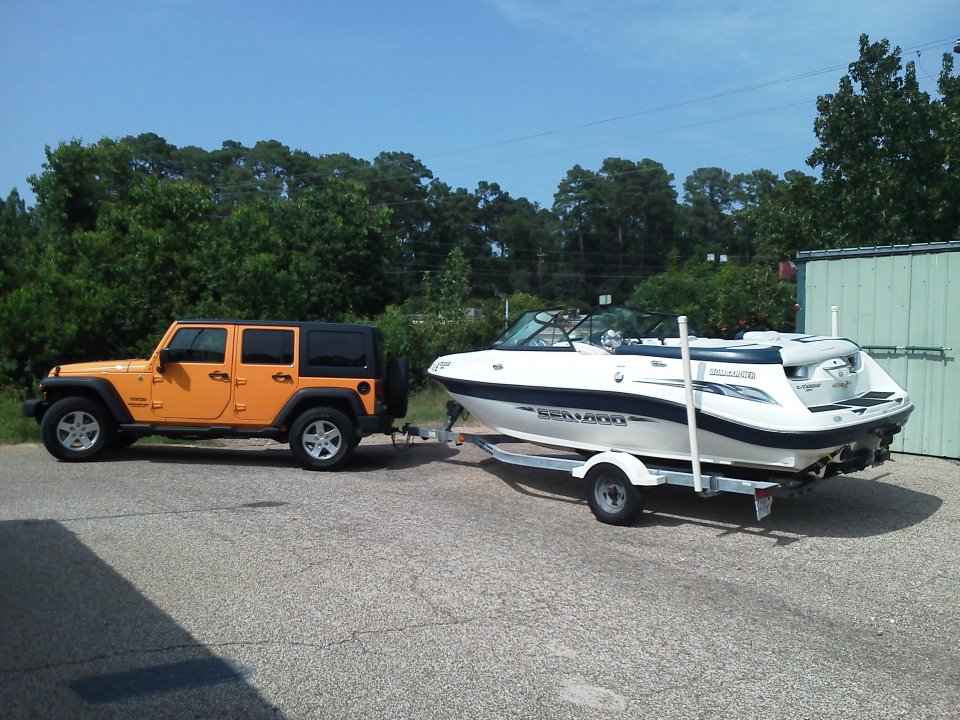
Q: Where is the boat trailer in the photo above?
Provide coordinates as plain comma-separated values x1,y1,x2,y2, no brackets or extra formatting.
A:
403,404,780,527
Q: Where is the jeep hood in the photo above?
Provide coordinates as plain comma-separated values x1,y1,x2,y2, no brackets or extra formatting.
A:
50,359,151,376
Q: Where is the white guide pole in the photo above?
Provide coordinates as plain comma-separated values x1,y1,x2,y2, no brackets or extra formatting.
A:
678,316,703,492
830,305,839,336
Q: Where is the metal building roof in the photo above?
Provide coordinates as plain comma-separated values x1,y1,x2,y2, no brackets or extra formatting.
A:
796,241,960,262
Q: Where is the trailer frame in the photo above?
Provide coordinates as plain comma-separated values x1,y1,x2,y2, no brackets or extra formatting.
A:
403,422,780,526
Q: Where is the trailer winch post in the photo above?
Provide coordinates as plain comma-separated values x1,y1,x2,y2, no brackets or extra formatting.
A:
678,315,703,493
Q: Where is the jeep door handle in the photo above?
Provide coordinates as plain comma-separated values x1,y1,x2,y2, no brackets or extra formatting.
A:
208,371,230,381
272,373,292,382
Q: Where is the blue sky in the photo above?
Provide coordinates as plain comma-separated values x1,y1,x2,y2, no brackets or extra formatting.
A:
1,1,957,207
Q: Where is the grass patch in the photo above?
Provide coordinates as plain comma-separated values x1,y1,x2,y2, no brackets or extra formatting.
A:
403,382,457,427
0,388,39,444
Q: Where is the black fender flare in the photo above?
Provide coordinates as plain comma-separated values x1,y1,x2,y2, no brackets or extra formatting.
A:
37,377,134,424
273,389,365,427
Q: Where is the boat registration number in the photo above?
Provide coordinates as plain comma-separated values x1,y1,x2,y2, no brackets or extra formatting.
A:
754,495,773,521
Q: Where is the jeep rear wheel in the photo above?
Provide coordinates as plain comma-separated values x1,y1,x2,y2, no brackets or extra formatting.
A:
41,397,114,462
290,408,356,470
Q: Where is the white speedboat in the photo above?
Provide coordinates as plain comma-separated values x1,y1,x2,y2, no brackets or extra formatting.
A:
427,306,912,480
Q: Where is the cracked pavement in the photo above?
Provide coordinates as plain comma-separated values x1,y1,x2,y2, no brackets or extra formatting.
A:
1,436,958,719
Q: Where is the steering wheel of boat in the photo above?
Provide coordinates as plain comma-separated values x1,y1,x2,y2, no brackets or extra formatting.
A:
601,329,623,350
527,336,551,347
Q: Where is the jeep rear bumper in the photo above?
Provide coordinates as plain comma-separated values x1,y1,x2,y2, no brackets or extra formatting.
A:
358,414,395,435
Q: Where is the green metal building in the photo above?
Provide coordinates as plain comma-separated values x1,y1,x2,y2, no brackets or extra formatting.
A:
796,242,960,459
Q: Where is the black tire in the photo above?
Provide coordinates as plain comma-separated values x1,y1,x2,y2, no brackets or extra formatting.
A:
585,464,644,525
385,356,408,419
289,408,357,470
40,397,114,462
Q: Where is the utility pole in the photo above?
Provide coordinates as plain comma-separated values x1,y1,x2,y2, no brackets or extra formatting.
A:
537,247,546,295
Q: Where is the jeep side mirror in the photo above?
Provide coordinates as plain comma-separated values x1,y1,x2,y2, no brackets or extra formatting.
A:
157,348,173,373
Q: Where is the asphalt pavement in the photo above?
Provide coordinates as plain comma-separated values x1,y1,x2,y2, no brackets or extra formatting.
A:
1,435,958,719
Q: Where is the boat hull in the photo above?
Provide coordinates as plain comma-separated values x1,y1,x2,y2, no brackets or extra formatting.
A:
435,379,909,473
428,346,912,476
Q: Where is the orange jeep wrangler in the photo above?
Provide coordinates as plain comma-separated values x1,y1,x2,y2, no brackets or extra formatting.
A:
22,320,408,470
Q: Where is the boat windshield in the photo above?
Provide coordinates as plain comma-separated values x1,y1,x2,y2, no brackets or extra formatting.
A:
492,306,678,351
491,309,573,350
568,306,676,345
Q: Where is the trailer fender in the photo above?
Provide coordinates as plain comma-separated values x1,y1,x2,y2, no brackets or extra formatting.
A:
571,451,666,487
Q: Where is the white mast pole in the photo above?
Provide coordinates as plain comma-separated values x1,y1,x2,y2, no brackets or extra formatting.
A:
678,316,703,492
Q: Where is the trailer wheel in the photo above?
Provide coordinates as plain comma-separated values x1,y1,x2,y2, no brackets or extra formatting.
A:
585,464,644,525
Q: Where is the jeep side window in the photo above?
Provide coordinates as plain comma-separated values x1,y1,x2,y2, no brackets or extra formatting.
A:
168,328,227,363
242,329,294,365
307,330,367,368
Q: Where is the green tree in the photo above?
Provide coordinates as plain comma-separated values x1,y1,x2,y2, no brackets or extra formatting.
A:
680,167,737,264
745,170,827,261
628,260,796,337
495,197,555,296
808,35,959,246
30,138,136,235
552,164,600,301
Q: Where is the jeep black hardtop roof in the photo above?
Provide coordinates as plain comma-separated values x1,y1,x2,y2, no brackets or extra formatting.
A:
174,319,378,332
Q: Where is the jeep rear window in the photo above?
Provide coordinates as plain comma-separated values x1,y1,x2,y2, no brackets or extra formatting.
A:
242,329,294,365
307,330,367,368
168,328,227,363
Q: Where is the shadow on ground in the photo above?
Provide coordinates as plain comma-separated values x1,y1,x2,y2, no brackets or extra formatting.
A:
0,520,281,719
475,456,943,540
102,436,458,472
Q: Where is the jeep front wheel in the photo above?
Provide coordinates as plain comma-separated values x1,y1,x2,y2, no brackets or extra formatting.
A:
41,397,114,462
290,408,356,470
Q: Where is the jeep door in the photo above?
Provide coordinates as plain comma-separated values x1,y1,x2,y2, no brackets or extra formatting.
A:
233,326,299,421
152,325,234,420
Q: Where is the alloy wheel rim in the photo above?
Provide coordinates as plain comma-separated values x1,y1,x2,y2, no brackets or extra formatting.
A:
303,420,342,459
56,411,101,451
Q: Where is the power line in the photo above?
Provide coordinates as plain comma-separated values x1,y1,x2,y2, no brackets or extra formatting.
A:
419,37,958,160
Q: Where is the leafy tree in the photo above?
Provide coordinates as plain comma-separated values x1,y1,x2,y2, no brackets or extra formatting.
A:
744,170,827,261
808,35,959,246
0,189,35,293
30,138,136,235
628,260,796,337
267,183,395,319
495,197,555,296
680,167,737,264
422,247,471,316
552,164,600,299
